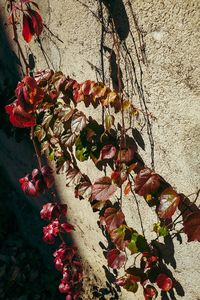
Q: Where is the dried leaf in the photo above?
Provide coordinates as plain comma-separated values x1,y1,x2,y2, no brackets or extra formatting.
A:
71,111,87,135
101,91,118,106
92,176,117,201
61,130,77,148
105,113,115,133
41,141,49,154
42,112,53,130
66,168,82,186
75,180,92,200
56,159,70,174
53,119,64,137
34,125,46,142
158,188,180,219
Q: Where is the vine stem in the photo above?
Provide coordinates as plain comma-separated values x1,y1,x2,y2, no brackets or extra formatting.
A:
58,232,65,243
9,0,30,74
31,127,42,171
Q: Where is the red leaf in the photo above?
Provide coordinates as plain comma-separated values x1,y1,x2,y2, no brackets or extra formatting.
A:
15,76,44,113
100,144,117,160
183,211,200,242
158,188,180,219
143,285,158,300
124,182,131,196
81,80,95,96
92,176,117,201
19,177,37,197
22,13,34,42
103,207,125,233
117,148,135,164
110,225,132,250
107,249,126,269
29,9,43,36
156,273,172,291
61,223,75,233
134,168,160,196
41,165,54,189
40,203,67,221
5,101,36,128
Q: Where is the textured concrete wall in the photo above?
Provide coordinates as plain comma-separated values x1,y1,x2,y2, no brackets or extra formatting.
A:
0,1,200,299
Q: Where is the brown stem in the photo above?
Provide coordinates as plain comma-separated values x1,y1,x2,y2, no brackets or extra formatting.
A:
58,232,65,243
10,0,30,74
31,127,42,171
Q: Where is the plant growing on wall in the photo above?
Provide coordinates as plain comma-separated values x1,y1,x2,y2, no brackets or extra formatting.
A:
4,1,200,299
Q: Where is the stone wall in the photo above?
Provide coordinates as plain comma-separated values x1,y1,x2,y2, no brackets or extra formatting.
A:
0,1,200,299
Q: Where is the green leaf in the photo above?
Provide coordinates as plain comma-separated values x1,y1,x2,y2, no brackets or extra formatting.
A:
128,233,148,254
127,233,139,254
75,136,90,161
76,147,89,161
124,282,138,293
48,149,55,161
136,235,148,252
159,226,169,237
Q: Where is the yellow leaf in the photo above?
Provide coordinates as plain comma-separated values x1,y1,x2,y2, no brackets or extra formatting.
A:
123,100,131,110
146,194,152,202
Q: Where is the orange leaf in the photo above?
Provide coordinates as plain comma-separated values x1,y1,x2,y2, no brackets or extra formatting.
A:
124,182,131,196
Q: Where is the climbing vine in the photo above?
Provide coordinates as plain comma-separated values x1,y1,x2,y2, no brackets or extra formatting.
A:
4,1,200,300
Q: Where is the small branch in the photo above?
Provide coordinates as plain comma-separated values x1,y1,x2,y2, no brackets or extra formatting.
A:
10,0,29,73
31,127,42,171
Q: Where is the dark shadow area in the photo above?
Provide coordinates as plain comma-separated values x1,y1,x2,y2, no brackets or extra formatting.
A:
103,46,124,92
101,0,130,41
0,15,20,134
0,13,68,300
0,167,65,300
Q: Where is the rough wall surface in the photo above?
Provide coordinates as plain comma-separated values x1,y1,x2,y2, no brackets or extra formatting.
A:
0,1,200,299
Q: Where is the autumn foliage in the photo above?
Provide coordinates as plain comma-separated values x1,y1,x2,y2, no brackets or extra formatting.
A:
5,1,200,299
